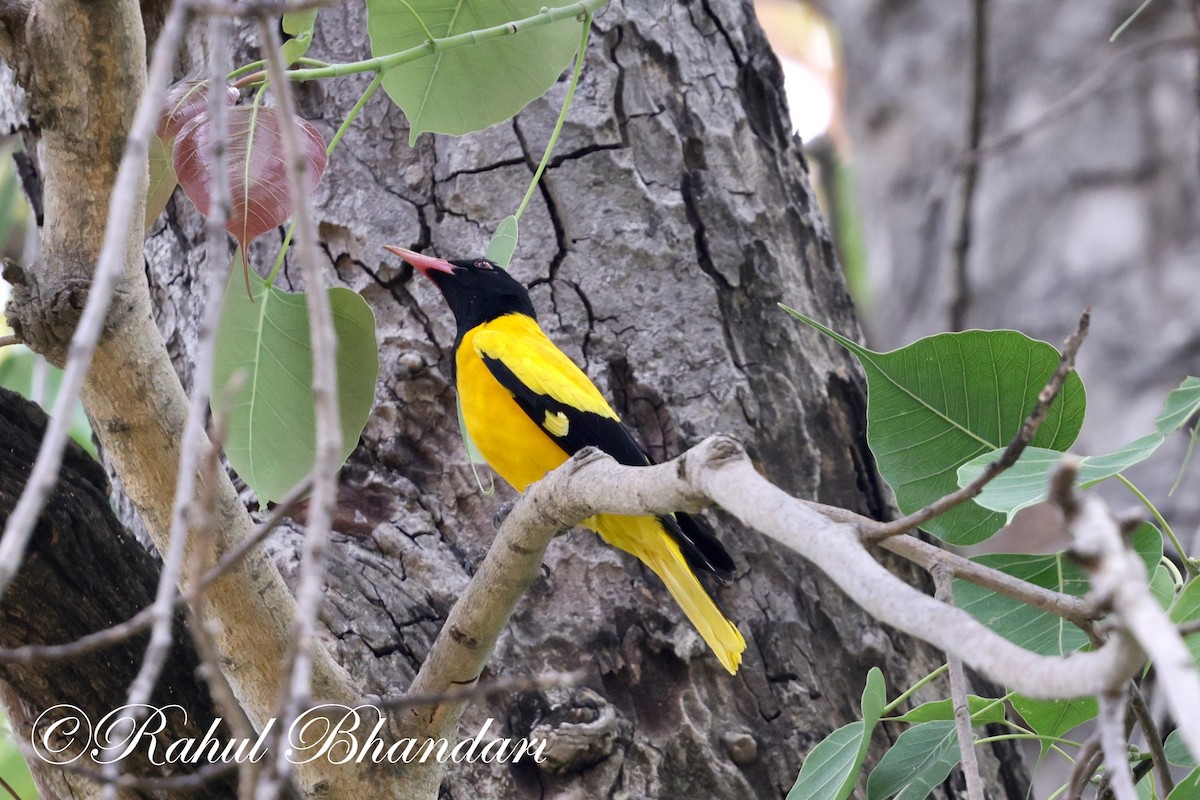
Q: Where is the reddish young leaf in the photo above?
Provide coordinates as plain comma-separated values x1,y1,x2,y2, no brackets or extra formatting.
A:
173,105,328,249
157,80,239,142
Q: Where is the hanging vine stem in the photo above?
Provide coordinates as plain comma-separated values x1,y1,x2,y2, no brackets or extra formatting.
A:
514,10,592,222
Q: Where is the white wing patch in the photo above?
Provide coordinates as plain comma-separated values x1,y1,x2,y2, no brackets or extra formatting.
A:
543,410,570,438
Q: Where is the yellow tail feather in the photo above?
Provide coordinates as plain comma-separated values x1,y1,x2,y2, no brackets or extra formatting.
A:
589,514,746,674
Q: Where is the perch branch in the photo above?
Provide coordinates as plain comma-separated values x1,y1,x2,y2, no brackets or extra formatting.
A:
1097,689,1137,800
392,434,1154,795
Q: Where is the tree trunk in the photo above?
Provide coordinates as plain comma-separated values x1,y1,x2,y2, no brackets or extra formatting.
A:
0,387,240,800
1,0,1035,797
826,0,1200,533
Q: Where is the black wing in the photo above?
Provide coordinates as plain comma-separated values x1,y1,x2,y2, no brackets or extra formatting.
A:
481,354,735,582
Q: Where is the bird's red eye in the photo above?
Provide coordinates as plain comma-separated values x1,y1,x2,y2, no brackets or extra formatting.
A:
473,259,493,270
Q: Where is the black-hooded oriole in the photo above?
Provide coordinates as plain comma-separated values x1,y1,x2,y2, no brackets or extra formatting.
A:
385,246,745,674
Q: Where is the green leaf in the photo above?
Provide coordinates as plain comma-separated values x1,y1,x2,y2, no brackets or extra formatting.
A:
0,346,96,456
212,258,379,503
787,668,886,800
954,523,1160,655
866,721,960,800
1150,564,1177,609
1010,695,1097,740
894,696,1005,726
281,9,319,66
1167,768,1200,800
485,215,519,269
1166,730,1199,769
1169,577,1200,669
960,377,1200,518
367,0,585,143
0,729,35,800
1158,378,1200,434
781,309,1085,545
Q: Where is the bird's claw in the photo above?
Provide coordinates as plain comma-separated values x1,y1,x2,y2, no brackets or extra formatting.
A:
493,499,517,529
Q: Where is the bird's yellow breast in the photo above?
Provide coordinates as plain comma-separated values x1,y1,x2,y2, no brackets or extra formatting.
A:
456,316,586,491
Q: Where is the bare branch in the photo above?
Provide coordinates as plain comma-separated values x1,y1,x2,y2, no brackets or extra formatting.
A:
0,0,189,601
956,35,1200,168
865,309,1089,541
1097,689,1137,800
0,334,20,349
111,7,239,795
801,497,1098,631
392,434,1149,796
1067,735,1102,800
1057,478,1200,762
932,566,985,800
254,17,343,800
947,0,988,332
1129,683,1174,796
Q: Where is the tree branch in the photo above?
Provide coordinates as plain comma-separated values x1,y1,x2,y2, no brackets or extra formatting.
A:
393,434,1153,795
933,566,985,800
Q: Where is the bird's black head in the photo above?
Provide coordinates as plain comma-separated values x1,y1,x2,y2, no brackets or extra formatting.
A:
383,246,537,338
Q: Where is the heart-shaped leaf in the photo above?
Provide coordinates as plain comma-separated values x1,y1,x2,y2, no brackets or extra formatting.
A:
212,255,378,503
157,80,240,142
959,377,1200,518
781,307,1086,545
148,80,239,231
485,215,519,268
366,0,585,143
174,105,329,249
1009,695,1098,741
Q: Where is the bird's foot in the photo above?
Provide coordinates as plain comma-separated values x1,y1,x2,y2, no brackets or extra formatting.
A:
493,498,517,529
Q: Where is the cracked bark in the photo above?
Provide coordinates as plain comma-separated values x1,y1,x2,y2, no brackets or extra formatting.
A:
0,0,1033,797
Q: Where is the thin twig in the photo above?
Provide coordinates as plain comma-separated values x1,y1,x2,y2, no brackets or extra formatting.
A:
0,334,21,349
1129,682,1174,796
948,0,988,332
933,566,985,800
1179,619,1200,637
254,18,343,800
1067,735,1103,800
1098,689,1137,800
956,34,1200,168
0,0,190,602
116,0,235,739
865,310,1090,541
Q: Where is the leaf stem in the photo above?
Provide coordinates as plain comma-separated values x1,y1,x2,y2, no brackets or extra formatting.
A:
285,1,608,82
1116,474,1197,574
882,663,948,714
974,732,1085,749
514,12,592,222
266,72,385,287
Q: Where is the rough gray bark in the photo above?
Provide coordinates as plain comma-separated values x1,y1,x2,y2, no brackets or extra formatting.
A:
826,0,1200,534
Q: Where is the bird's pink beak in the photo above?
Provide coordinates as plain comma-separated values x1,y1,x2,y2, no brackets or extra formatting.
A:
383,245,456,279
